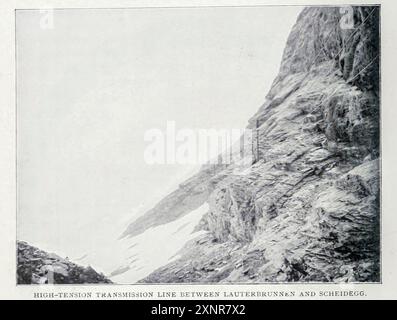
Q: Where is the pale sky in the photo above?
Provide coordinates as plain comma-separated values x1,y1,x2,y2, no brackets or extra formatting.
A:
16,7,302,261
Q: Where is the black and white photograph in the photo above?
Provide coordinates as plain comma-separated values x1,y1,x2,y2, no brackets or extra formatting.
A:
14,3,381,286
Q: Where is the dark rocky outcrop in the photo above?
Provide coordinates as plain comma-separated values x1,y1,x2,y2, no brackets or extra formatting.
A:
17,241,112,284
126,6,380,283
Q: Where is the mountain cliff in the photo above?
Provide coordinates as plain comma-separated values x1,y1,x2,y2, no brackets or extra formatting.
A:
124,6,380,283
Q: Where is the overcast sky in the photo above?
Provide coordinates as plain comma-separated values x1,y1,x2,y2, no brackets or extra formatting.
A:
16,6,302,260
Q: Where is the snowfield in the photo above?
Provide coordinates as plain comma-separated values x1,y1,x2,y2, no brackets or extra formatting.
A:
109,203,208,283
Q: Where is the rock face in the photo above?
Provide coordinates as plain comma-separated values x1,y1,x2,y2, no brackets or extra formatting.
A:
125,6,380,283
17,241,112,284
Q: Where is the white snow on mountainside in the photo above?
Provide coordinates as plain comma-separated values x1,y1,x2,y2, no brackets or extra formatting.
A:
67,203,208,284
109,203,209,283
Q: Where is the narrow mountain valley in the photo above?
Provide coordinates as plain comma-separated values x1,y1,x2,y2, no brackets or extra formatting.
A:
17,6,380,284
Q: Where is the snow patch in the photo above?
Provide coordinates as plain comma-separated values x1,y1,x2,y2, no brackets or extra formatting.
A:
110,203,209,283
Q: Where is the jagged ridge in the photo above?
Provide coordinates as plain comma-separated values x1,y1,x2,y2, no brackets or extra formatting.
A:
17,241,112,284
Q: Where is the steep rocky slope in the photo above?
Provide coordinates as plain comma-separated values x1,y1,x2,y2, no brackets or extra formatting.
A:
125,6,380,283
17,241,112,284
